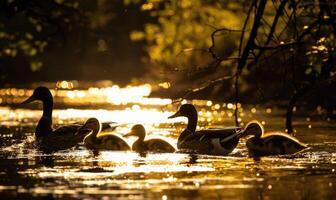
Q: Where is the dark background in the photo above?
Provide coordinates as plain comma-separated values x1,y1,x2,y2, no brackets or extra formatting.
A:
0,1,152,84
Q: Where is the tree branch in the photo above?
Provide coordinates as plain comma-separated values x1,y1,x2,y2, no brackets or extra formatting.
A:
237,0,268,73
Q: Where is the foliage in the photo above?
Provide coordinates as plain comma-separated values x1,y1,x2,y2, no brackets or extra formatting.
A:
0,0,153,84
0,0,335,129
128,0,336,130
0,0,83,72
127,0,242,73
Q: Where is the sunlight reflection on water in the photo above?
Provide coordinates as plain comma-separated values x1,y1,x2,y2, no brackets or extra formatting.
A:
0,83,336,199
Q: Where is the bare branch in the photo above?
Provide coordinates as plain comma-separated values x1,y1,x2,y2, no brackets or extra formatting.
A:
181,75,235,100
253,41,302,50
237,0,268,73
247,0,289,69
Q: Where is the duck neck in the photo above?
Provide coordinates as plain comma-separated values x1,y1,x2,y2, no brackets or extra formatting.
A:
84,122,102,144
42,96,53,122
136,134,145,144
85,131,100,144
35,96,53,137
133,135,145,152
186,110,197,133
36,117,52,137
178,111,197,145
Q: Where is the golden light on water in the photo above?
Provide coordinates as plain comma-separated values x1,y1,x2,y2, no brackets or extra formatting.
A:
0,84,336,200
1,82,324,153
0,83,283,159
0,83,264,130
31,151,214,182
56,80,74,89
266,108,272,114
61,84,172,106
56,108,175,124
0,83,172,106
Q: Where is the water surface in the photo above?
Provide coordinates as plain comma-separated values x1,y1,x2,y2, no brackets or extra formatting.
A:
0,83,335,199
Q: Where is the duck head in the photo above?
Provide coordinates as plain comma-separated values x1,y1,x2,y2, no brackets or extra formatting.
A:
168,104,197,119
125,124,146,140
22,86,52,104
242,120,264,138
82,118,102,137
168,104,198,133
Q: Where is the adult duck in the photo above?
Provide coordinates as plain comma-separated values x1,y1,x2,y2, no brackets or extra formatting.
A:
238,120,308,156
124,124,176,153
168,104,242,155
22,86,98,152
83,118,131,151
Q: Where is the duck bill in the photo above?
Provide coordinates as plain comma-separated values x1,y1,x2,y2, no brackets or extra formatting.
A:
21,95,36,104
124,131,136,137
168,111,181,119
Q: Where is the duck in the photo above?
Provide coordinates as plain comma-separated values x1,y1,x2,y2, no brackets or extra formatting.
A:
21,86,110,152
168,104,243,155
83,118,131,151
124,124,176,153
238,120,308,156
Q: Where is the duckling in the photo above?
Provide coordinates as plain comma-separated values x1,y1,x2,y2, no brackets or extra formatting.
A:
83,118,131,151
240,120,308,156
22,86,91,152
124,124,176,153
168,104,242,155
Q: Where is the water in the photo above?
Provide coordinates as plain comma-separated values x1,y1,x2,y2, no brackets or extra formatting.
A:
0,83,336,199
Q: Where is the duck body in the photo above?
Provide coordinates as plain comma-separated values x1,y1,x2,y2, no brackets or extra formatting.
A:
132,138,176,153
85,132,131,151
35,117,92,152
22,87,92,152
36,122,91,152
246,132,307,156
178,127,242,155
125,124,176,153
36,120,115,152
169,104,242,156
241,121,308,156
66,121,117,133
83,118,130,151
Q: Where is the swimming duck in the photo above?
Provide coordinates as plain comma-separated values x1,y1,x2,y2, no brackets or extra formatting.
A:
22,86,92,152
239,120,308,156
124,124,176,153
83,118,131,151
168,104,242,155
